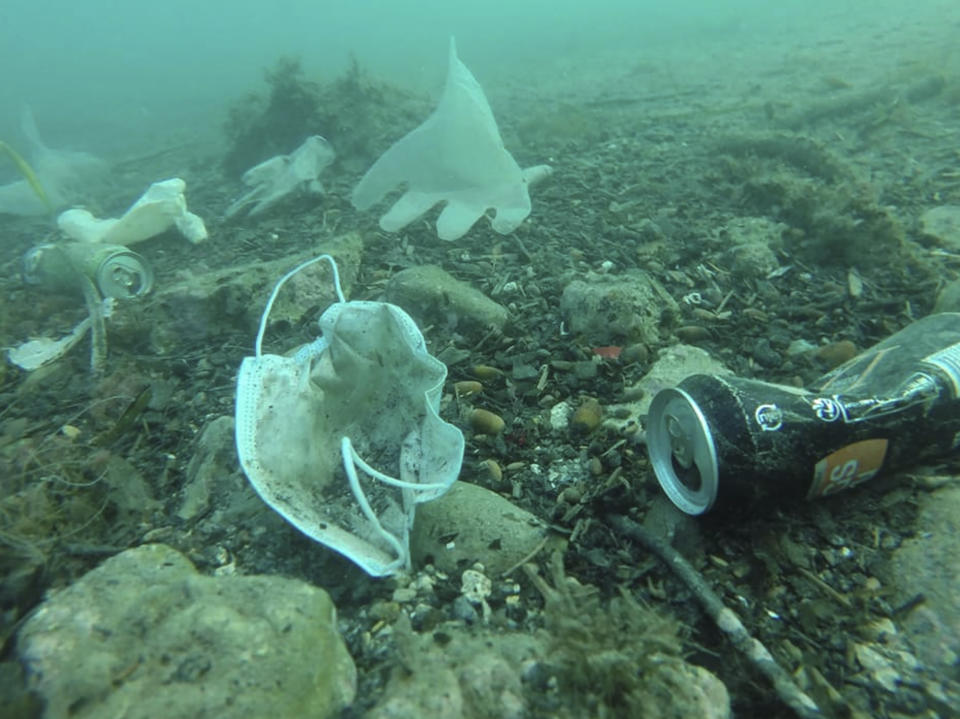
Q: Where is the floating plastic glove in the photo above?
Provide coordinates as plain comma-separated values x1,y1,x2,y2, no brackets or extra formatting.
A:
225,135,335,218
235,255,464,576
57,178,207,245
352,38,551,241
0,108,107,216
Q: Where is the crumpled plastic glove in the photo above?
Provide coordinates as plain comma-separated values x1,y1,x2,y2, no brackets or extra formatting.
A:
225,135,335,218
57,178,207,245
352,38,551,241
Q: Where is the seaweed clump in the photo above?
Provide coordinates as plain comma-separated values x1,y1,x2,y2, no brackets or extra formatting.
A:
526,555,728,719
714,133,906,267
223,55,425,177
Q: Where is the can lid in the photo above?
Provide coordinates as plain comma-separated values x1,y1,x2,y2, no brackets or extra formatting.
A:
647,387,719,515
95,251,154,299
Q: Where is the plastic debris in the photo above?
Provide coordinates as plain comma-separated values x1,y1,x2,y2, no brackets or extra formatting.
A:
0,107,107,216
7,319,92,371
352,38,551,241
7,298,115,371
235,255,464,576
57,178,207,245
225,135,335,218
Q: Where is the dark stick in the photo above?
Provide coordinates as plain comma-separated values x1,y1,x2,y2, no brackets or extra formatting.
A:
609,514,823,719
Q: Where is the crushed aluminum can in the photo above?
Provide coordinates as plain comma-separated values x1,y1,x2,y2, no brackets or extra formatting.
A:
647,313,960,514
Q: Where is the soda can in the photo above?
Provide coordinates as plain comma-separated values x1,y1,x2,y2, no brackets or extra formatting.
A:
647,313,960,514
23,243,154,299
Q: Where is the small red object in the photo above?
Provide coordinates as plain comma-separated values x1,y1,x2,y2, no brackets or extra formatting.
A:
592,345,622,359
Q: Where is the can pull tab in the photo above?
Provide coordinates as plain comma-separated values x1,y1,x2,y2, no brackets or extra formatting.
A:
98,253,153,298
667,414,695,470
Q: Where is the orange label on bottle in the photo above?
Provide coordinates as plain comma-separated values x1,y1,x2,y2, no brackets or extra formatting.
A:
808,439,889,498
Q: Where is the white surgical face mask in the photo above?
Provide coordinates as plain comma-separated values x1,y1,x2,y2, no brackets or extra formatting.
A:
235,255,464,576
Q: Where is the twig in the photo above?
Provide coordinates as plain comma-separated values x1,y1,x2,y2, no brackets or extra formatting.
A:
609,514,823,719
78,273,106,372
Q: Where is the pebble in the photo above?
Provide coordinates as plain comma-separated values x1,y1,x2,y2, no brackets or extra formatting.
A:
454,380,483,396
621,343,649,364
570,398,603,434
675,325,711,343
815,340,857,368
391,587,417,603
469,409,506,435
751,337,781,368
451,596,480,624
478,458,503,482
471,365,503,380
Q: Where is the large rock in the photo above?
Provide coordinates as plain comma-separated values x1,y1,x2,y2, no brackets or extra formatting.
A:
17,544,356,719
883,485,960,673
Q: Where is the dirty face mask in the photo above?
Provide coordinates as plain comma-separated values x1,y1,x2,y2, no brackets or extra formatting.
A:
235,255,464,576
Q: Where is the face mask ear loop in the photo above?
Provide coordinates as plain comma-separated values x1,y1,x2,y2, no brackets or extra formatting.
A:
343,436,449,493
340,436,408,572
254,253,346,357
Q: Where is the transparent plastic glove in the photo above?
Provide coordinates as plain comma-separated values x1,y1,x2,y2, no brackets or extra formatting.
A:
225,135,335,218
0,108,107,216
352,38,548,241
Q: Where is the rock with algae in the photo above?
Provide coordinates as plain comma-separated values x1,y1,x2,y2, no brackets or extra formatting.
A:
527,554,730,719
16,544,356,719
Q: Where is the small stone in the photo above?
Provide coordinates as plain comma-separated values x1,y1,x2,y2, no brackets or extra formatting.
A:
391,587,417,603
675,325,711,343
560,271,678,346
559,486,583,504
451,595,480,624
369,600,401,623
478,458,503,483
847,268,864,298
621,343,649,364
742,307,769,323
751,337,781,368
815,340,857,368
472,364,503,380
469,409,505,435
570,398,603,434
454,380,483,397
860,617,898,642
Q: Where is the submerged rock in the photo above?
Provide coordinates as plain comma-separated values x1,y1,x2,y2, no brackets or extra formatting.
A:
112,232,363,353
883,485,960,673
386,265,508,332
560,270,678,346
17,544,356,719
920,205,960,249
410,481,553,575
